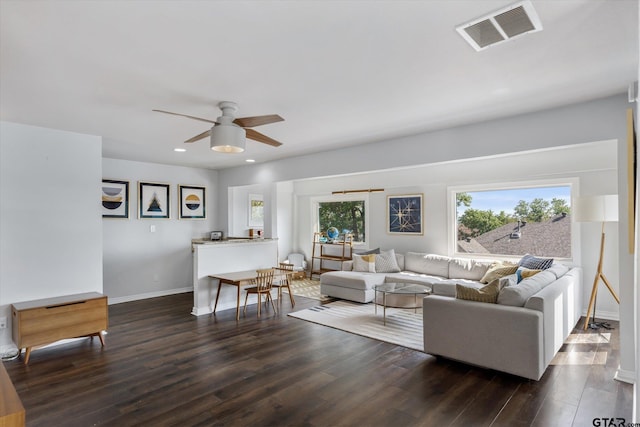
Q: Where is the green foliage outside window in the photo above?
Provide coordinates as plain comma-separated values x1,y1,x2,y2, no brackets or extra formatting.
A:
319,201,365,242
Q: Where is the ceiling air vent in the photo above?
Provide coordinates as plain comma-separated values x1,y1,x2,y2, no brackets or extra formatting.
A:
456,0,542,51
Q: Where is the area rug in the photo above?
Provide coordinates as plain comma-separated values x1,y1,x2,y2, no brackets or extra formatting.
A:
288,300,423,351
283,278,332,302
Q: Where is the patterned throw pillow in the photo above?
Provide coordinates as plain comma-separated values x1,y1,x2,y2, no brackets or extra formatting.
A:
516,267,542,283
519,254,553,270
455,279,503,303
375,249,401,273
479,262,518,284
352,254,376,272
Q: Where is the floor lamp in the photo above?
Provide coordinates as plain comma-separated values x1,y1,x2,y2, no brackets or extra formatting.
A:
574,195,620,330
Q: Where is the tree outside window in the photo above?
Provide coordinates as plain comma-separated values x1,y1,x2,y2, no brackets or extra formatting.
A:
318,201,365,242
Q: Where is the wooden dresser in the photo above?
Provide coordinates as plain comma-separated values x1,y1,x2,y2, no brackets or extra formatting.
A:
12,292,108,364
0,361,25,427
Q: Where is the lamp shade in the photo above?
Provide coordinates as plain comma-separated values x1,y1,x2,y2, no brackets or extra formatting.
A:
210,123,246,153
573,194,619,223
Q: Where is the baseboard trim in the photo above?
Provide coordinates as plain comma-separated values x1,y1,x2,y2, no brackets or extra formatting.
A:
108,287,193,305
614,367,636,384
581,308,619,321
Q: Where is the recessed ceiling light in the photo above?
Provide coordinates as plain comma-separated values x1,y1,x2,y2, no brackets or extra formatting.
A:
246,159,255,163
174,148,186,152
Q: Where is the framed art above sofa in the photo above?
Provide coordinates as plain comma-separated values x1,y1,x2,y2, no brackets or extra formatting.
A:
387,194,423,235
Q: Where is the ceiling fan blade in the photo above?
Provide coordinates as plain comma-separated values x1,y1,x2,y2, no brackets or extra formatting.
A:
184,129,211,143
233,114,284,128
153,109,217,124
245,128,282,147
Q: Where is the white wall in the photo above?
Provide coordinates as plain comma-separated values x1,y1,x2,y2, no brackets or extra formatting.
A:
228,181,294,262
228,183,267,238
0,121,103,349
102,158,218,303
276,181,294,262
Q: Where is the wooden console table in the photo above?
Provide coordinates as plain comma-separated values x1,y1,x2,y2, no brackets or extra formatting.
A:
11,292,108,364
0,361,24,426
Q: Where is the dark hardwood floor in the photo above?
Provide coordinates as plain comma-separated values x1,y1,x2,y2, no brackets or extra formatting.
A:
4,292,633,426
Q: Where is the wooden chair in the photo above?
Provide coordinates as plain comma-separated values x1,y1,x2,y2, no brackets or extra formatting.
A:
273,262,296,307
243,268,277,317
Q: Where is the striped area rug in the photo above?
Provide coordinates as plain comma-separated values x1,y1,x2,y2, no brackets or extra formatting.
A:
288,300,423,351
283,278,332,302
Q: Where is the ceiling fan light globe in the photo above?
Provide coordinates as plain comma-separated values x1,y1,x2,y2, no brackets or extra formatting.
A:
210,123,246,153
211,145,244,153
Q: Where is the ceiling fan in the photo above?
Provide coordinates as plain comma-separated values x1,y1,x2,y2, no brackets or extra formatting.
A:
153,101,284,153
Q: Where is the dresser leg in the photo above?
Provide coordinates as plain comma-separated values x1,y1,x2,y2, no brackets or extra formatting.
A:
24,348,31,365
97,332,106,347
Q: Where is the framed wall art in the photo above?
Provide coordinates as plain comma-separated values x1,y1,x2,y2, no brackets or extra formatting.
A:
387,194,423,235
248,194,264,227
138,181,170,219
179,185,206,219
102,179,129,219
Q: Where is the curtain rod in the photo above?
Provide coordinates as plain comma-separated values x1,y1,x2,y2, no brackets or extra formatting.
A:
331,188,384,195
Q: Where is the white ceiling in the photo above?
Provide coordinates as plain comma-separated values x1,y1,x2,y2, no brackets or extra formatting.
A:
1,0,637,170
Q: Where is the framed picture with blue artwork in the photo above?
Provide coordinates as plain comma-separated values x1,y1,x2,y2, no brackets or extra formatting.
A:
138,181,170,219
102,179,129,219
179,185,206,219
387,194,423,235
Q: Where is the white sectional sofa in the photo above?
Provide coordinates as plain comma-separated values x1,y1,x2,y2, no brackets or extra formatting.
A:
319,250,582,380
320,251,503,302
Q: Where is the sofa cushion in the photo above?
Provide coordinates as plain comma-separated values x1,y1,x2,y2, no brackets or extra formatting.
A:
456,279,503,303
479,262,518,284
546,263,570,279
519,254,554,270
499,273,518,288
404,253,450,277
384,272,447,288
449,258,493,281
497,270,557,307
375,249,401,273
353,254,376,272
319,271,386,290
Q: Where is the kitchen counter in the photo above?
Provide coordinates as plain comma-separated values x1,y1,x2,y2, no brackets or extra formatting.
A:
191,238,278,315
191,238,277,252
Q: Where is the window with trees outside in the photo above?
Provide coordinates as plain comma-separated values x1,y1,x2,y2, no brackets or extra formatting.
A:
317,199,366,243
454,184,572,258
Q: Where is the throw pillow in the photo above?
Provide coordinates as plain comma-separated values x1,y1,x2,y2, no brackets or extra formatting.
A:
354,247,380,255
516,267,542,283
519,254,553,270
455,279,503,303
375,249,401,273
479,262,518,284
352,254,376,272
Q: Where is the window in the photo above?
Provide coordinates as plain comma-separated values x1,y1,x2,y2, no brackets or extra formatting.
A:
451,182,574,258
315,197,367,244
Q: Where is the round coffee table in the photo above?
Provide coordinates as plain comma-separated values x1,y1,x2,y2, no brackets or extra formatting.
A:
374,282,431,325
